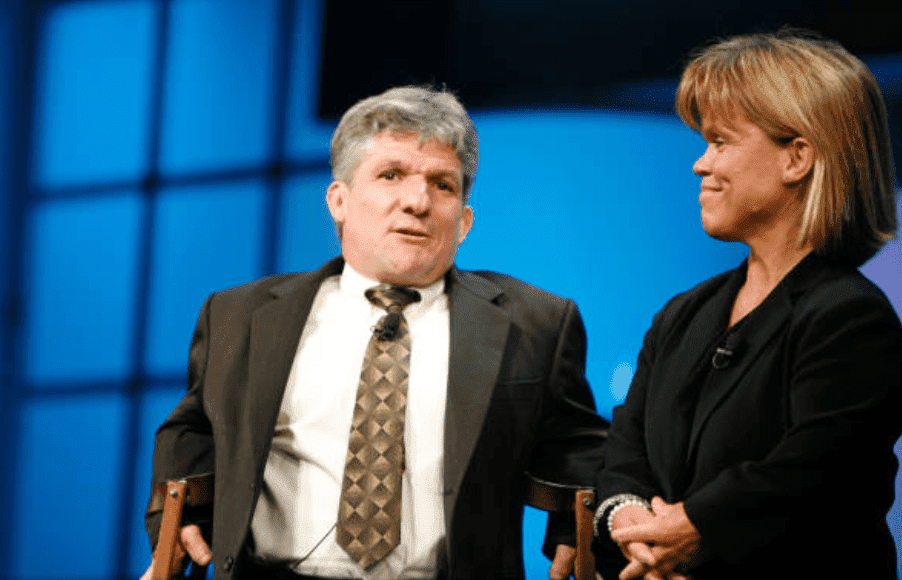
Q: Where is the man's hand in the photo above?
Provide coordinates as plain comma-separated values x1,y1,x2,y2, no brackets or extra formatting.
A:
610,497,701,579
548,544,576,580
139,524,212,580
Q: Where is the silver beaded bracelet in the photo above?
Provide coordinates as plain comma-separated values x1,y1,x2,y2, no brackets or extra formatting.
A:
607,498,651,533
593,493,651,537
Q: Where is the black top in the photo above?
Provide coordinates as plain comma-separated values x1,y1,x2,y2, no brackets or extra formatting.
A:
596,253,902,579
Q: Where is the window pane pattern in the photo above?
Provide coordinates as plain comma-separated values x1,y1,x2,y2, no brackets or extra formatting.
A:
12,395,128,579
159,0,278,175
278,171,340,273
23,193,143,386
16,1,326,577
144,181,265,376
31,0,156,188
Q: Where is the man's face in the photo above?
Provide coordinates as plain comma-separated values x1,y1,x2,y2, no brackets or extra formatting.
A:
326,131,474,287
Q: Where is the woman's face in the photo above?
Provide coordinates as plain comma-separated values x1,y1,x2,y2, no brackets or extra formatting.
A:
692,112,800,244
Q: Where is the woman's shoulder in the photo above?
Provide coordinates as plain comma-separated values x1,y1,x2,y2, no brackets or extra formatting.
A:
653,266,739,329
778,259,902,353
793,260,898,320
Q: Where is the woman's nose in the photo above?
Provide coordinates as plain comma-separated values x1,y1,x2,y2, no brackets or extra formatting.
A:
693,146,712,176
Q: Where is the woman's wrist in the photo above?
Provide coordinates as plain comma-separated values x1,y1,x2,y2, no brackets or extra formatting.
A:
593,493,652,537
608,499,652,532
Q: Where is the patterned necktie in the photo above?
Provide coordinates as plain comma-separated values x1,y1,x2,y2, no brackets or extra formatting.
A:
337,284,421,570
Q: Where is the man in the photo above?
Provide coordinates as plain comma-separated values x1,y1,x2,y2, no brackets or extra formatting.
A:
142,86,607,580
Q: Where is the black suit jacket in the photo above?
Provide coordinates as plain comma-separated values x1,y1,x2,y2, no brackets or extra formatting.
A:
147,257,608,580
596,253,902,579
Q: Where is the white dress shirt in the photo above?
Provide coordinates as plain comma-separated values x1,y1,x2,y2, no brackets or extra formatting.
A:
251,264,450,579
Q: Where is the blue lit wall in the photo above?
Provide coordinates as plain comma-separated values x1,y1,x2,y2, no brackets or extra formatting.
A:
4,1,901,580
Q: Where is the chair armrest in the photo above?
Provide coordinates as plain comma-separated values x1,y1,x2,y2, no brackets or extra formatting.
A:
522,473,596,580
522,472,592,512
147,472,214,515
148,473,214,580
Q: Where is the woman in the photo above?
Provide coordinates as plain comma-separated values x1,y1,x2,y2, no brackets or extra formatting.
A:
594,30,902,580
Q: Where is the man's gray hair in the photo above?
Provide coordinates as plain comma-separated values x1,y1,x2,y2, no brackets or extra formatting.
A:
330,86,478,199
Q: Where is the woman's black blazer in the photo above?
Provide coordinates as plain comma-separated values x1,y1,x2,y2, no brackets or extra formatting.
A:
597,253,902,579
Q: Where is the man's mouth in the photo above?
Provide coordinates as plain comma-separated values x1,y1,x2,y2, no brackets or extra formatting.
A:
394,228,430,238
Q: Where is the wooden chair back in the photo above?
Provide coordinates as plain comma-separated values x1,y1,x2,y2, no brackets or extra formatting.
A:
522,473,596,580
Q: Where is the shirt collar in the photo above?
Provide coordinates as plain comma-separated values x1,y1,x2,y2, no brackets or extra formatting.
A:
339,263,446,306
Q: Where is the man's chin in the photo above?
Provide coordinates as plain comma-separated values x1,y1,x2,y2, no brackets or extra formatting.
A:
386,271,440,287
383,260,445,287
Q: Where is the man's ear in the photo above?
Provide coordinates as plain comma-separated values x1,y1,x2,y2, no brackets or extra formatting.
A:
326,181,348,225
457,205,474,245
782,137,815,186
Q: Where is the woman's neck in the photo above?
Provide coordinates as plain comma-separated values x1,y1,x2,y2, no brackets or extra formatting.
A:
745,242,812,289
729,234,814,327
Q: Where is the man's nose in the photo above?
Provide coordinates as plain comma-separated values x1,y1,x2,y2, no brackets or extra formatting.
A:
401,176,432,214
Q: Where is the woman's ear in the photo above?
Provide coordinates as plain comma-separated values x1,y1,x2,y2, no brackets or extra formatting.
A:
782,137,815,186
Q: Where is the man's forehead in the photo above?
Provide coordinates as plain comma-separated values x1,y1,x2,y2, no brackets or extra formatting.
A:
372,130,452,149
364,131,460,166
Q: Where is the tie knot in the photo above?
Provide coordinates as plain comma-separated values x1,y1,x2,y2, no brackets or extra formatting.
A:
365,285,421,313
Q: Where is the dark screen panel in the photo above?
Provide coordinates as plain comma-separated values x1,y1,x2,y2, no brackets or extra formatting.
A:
320,0,902,116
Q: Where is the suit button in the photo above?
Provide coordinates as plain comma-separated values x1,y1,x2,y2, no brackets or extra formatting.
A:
224,556,234,571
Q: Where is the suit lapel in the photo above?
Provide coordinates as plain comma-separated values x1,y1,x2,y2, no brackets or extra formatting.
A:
442,270,510,524
685,294,790,456
685,252,824,460
245,258,345,476
647,268,740,495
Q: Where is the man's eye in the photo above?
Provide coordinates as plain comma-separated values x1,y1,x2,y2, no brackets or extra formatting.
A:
379,170,398,180
436,181,455,191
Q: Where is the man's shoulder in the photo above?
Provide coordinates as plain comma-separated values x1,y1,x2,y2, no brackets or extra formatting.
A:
212,258,343,305
453,269,572,311
215,272,310,298
205,271,322,316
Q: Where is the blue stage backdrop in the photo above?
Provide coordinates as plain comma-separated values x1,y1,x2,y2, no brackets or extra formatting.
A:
6,2,901,579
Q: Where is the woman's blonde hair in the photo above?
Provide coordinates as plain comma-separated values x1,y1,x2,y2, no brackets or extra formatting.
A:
676,29,897,266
